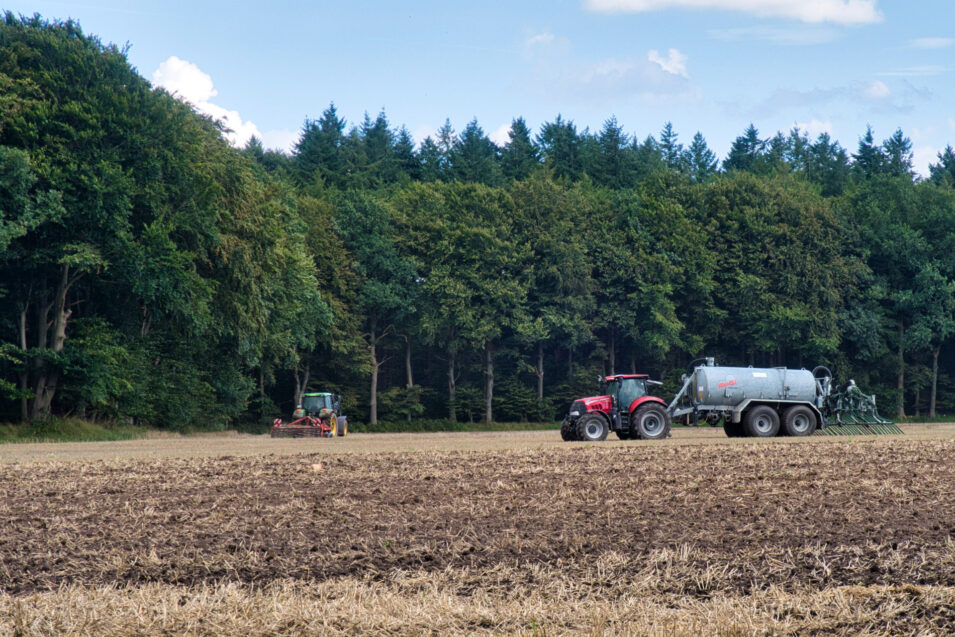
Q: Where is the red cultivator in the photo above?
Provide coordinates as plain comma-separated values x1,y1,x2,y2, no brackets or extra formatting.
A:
270,415,336,438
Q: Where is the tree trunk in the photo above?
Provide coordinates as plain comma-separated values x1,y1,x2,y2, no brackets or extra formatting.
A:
18,303,28,422
484,342,494,424
536,342,544,401
404,335,413,388
896,319,905,420
447,350,457,422
930,345,940,419
32,265,75,419
609,327,616,375
369,316,379,425
258,368,265,417
293,360,311,409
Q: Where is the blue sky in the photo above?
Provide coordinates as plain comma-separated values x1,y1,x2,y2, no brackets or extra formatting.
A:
3,1,953,174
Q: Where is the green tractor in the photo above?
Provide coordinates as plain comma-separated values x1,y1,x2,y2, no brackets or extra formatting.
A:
270,392,348,438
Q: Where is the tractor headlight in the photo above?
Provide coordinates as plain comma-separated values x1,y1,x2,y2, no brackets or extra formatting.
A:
569,410,580,417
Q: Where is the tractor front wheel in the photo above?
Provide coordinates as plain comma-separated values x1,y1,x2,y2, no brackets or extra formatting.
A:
560,418,579,441
631,404,671,440
576,414,609,442
337,416,348,436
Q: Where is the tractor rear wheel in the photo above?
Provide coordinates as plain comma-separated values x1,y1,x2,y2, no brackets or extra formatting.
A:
560,419,579,441
631,403,670,440
743,406,780,437
576,414,609,442
782,405,816,436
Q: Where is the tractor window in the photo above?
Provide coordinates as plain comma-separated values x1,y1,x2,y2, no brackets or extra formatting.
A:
618,378,646,409
303,395,331,412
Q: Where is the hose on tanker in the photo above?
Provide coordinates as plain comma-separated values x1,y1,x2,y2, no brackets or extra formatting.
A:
685,358,709,376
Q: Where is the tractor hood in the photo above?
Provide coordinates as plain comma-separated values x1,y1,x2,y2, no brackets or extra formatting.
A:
577,395,613,413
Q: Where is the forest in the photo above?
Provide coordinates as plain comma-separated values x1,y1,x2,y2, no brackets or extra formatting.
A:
2,14,955,430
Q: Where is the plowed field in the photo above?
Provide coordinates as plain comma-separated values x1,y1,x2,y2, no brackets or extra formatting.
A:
2,427,954,635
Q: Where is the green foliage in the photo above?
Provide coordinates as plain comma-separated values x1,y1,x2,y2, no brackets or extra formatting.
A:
2,14,954,430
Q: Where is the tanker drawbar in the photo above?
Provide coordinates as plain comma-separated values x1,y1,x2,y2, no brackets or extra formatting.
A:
667,359,902,438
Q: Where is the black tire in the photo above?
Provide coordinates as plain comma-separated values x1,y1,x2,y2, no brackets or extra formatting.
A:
560,418,579,441
723,420,744,438
743,405,780,437
576,413,609,442
337,416,348,437
782,405,816,437
631,403,671,440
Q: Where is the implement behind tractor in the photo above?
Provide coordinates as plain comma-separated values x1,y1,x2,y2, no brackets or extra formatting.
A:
271,392,348,438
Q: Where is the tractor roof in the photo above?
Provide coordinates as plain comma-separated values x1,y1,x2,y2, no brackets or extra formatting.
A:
303,392,333,397
604,374,649,380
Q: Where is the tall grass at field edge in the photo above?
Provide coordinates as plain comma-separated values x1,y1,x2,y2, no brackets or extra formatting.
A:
0,418,148,444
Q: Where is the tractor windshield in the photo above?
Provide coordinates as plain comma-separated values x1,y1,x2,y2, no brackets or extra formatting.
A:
611,378,646,409
302,394,331,412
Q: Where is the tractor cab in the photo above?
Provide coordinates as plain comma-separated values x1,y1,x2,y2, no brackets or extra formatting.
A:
603,375,650,412
295,392,340,418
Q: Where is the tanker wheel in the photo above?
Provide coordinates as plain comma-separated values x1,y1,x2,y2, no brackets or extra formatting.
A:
743,406,780,437
723,420,744,438
632,404,671,440
783,405,816,437
560,419,579,441
576,414,609,442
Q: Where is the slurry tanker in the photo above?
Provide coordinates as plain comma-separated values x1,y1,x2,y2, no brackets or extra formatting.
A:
561,358,900,442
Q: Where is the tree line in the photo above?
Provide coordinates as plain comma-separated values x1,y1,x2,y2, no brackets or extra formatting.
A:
2,15,955,428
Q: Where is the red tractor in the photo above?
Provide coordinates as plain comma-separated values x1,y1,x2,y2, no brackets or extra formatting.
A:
561,374,670,442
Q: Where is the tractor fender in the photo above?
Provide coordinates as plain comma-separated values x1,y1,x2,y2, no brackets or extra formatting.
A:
581,410,612,428
627,395,668,415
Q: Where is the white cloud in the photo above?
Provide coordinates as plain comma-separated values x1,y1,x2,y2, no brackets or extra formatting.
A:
261,129,300,153
584,0,883,25
152,56,261,148
152,56,217,104
878,66,945,77
910,37,954,49
913,146,939,178
863,80,890,99
708,25,839,45
411,125,438,146
489,123,511,146
525,32,555,48
571,55,700,106
793,119,833,138
647,48,688,77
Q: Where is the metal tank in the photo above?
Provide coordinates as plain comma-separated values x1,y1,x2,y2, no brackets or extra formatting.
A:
692,365,818,408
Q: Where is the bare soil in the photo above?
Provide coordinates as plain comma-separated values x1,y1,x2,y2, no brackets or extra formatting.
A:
1,428,954,634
